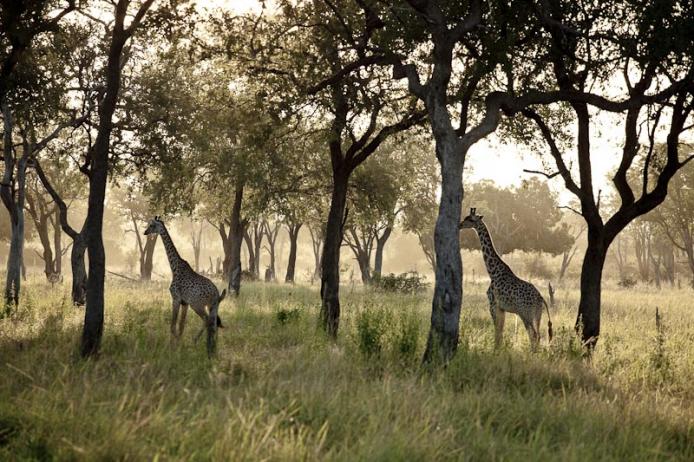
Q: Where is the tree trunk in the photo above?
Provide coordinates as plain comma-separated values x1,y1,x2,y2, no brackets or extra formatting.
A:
356,250,371,284
243,230,255,276
309,225,323,283
320,171,349,337
575,228,608,351
285,222,301,283
35,215,54,279
253,224,262,278
227,185,245,296
373,226,392,277
82,158,108,357
71,234,87,306
53,208,62,275
423,141,464,364
140,233,157,280
81,0,140,357
5,212,25,306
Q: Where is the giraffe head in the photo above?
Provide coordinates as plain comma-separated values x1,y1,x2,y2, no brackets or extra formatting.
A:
460,208,484,230
144,216,165,236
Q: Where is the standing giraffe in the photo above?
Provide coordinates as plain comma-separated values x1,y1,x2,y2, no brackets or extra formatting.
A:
144,217,226,357
460,208,552,350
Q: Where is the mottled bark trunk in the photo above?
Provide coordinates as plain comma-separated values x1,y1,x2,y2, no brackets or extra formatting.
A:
284,222,301,283
227,185,244,296
320,171,349,337
423,139,464,364
5,212,25,306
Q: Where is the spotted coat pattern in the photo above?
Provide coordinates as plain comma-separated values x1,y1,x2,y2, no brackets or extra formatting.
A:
461,209,552,349
144,218,226,344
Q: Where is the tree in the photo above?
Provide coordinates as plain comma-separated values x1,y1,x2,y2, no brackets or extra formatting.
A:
25,157,82,281
231,2,425,337
650,153,694,286
1,28,88,306
189,218,203,273
345,136,432,282
519,0,694,350
0,0,76,104
80,0,156,357
114,186,158,280
344,0,573,362
460,179,574,256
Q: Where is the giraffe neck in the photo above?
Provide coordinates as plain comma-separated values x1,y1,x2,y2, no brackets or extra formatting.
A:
474,221,512,279
159,224,183,273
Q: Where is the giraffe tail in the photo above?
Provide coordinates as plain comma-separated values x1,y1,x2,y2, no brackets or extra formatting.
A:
215,289,227,328
543,299,553,342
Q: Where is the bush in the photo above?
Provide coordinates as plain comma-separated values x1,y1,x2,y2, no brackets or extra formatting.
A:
240,270,257,281
276,307,301,325
618,276,637,288
371,272,429,294
355,307,392,358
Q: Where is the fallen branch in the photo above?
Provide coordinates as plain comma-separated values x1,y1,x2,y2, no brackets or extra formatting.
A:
106,270,139,282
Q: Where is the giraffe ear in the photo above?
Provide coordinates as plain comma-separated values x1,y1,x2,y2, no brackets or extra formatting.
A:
478,215,483,220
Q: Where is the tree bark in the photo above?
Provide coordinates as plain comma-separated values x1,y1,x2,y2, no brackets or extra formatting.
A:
53,208,62,275
422,138,464,364
373,226,392,277
575,228,608,350
263,220,280,282
308,225,323,283
284,222,302,283
1,105,29,307
227,185,245,296
81,0,154,357
71,234,87,306
140,234,157,280
320,171,349,338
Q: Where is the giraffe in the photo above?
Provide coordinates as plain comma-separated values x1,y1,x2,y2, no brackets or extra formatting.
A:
460,208,552,350
144,216,226,357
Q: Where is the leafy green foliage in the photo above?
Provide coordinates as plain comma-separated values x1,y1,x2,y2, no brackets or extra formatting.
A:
461,178,574,255
371,272,429,294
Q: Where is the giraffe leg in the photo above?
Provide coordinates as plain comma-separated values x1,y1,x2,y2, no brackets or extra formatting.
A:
494,308,506,348
189,304,208,343
487,286,505,348
170,299,181,341
178,303,189,337
522,316,540,351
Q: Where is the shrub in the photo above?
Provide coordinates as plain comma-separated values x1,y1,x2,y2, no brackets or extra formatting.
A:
618,276,637,288
371,271,429,294
276,307,301,325
241,270,257,281
355,307,392,358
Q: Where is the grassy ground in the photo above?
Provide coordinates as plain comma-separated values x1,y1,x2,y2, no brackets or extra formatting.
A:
1,278,693,461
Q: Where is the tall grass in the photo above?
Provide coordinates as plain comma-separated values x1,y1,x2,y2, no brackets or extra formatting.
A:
1,278,692,460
